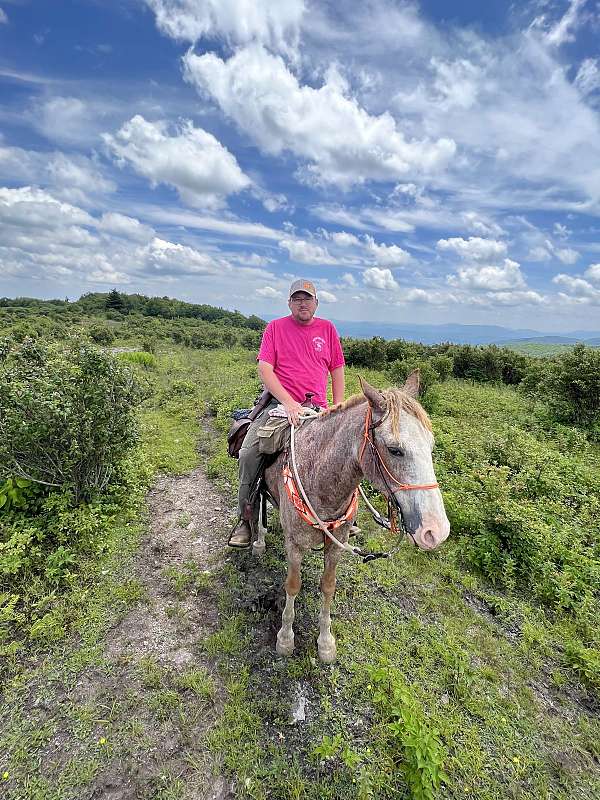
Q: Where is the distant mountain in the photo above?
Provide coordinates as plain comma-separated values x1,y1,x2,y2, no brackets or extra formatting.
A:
325,320,600,346
262,315,600,346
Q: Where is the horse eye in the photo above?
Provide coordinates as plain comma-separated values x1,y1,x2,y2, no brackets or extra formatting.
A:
387,446,404,458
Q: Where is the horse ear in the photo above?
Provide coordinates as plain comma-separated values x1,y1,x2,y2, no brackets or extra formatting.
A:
359,376,386,412
403,368,421,398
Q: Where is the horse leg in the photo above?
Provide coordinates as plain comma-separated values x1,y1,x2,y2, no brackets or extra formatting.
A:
252,510,266,556
317,539,340,664
276,546,302,657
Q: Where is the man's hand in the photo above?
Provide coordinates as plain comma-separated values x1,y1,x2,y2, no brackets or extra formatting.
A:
284,399,303,427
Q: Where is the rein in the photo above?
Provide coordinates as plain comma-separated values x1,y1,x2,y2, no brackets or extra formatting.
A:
288,403,440,563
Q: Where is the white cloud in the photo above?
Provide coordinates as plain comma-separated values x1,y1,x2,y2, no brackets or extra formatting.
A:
363,266,398,291
0,147,115,205
256,285,283,299
553,222,571,239
390,24,600,213
98,212,155,242
460,212,505,237
398,287,458,305
141,236,228,275
553,272,600,302
437,236,507,262
448,258,526,291
88,263,132,285
233,253,273,268
139,205,281,240
253,187,289,213
364,235,410,266
318,289,337,302
527,237,578,264
0,186,93,230
555,246,579,264
0,185,243,290
329,231,361,247
575,58,600,96
430,57,481,111
0,8,8,24
543,0,587,47
528,246,552,262
341,272,357,287
183,44,455,188
146,0,305,55
496,290,545,305
104,115,250,209
34,96,102,146
585,263,600,282
279,237,338,264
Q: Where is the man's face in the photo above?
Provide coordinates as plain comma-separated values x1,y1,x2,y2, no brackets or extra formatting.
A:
288,291,318,324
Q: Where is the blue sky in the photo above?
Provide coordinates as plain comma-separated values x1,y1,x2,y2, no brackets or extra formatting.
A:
1,0,600,331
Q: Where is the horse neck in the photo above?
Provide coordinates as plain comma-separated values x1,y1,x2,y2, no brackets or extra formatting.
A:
295,402,366,518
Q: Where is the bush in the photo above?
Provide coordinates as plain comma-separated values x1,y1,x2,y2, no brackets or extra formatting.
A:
89,324,115,345
387,359,438,395
429,354,454,381
0,337,146,503
542,344,600,428
141,336,157,354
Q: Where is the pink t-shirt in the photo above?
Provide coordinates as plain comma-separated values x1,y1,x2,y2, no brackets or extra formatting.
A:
258,315,345,408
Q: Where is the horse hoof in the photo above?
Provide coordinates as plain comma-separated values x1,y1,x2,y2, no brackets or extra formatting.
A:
317,640,337,664
252,541,266,557
276,632,294,657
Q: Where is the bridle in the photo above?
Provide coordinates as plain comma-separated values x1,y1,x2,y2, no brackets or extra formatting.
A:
287,402,440,562
358,404,439,545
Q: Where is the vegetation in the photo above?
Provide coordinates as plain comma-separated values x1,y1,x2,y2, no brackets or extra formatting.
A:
0,296,599,800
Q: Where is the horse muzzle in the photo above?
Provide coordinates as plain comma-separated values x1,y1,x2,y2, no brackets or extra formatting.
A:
409,513,450,551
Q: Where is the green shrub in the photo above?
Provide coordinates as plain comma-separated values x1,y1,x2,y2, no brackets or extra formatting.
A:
89,324,115,345
429,354,454,381
542,344,600,428
369,667,447,800
141,336,157,354
0,337,146,502
387,359,438,395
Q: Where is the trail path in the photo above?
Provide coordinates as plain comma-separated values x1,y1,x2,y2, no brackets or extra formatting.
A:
88,466,237,800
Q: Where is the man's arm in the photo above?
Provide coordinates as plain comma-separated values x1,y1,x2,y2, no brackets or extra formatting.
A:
258,361,303,426
331,366,345,406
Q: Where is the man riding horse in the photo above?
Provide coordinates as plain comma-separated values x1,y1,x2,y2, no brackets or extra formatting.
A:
229,279,346,549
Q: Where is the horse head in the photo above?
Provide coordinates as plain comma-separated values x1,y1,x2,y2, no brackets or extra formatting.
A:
359,373,450,552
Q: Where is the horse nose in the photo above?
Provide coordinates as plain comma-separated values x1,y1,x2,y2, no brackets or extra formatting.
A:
414,518,450,551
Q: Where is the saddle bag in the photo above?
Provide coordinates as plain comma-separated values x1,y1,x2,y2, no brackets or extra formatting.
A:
256,416,291,455
227,389,273,458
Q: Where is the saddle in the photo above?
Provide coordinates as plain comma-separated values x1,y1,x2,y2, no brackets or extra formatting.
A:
226,389,273,458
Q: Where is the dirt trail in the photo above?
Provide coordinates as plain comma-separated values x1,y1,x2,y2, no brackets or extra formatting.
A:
82,467,238,800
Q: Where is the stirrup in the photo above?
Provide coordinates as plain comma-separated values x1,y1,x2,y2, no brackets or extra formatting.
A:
228,520,252,549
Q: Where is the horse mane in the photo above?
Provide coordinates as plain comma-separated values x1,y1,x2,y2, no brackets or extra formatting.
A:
321,388,432,437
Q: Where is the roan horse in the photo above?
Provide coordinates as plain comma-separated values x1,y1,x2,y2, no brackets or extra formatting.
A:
258,372,450,663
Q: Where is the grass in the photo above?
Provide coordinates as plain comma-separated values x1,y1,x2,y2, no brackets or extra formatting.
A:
1,341,599,800
183,347,600,800
0,347,208,800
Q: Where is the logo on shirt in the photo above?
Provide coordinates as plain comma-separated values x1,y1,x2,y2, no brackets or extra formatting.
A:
312,336,326,352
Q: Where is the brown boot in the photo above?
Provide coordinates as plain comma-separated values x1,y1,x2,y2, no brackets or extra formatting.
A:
228,519,252,549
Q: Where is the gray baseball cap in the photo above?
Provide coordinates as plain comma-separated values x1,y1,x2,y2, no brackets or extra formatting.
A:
289,279,317,298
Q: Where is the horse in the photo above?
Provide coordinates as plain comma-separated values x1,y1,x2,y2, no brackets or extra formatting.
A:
258,372,450,663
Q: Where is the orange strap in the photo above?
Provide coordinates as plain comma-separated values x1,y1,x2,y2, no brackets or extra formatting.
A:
283,463,359,531
359,405,438,492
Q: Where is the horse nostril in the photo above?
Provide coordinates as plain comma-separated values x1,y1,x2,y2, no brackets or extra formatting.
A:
423,530,436,547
